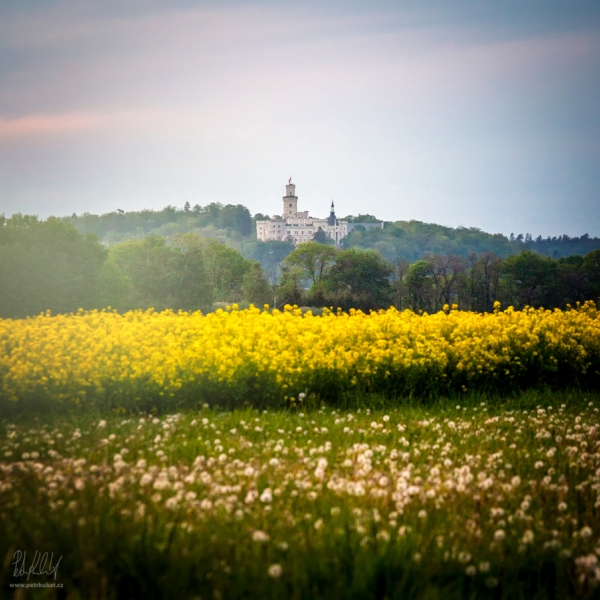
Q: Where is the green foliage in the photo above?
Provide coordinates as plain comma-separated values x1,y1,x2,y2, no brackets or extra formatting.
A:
3,207,600,318
97,260,131,311
243,240,294,287
61,204,600,262
343,220,600,263
0,216,276,318
381,249,600,314
106,234,271,310
277,265,306,306
68,203,253,242
583,249,600,298
242,263,272,306
108,236,215,311
405,260,433,311
177,237,247,301
0,215,107,318
323,248,393,311
282,242,337,285
342,221,515,261
312,227,335,245
341,214,380,223
277,243,395,310
554,255,590,306
172,234,258,302
503,251,557,308
461,252,503,313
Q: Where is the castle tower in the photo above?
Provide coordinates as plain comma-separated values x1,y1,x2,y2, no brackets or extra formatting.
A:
283,179,298,219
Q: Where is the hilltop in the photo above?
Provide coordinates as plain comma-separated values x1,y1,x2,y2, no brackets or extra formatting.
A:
61,203,600,264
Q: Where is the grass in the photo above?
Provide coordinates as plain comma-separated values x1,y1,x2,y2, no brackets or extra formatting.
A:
2,390,600,599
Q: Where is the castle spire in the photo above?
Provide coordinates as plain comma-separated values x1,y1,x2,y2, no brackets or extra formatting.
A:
327,198,337,226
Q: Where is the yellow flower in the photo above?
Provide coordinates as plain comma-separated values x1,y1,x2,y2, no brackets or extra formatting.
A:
0,302,598,409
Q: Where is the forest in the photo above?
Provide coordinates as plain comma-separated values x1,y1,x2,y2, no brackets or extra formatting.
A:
1,213,599,319
64,203,600,262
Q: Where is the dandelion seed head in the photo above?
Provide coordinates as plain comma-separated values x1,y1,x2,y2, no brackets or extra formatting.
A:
268,564,282,578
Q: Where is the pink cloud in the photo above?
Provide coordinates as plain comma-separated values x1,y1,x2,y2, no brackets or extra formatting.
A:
0,106,268,141
0,112,112,138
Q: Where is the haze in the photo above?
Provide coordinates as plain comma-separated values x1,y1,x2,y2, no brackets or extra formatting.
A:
1,0,599,237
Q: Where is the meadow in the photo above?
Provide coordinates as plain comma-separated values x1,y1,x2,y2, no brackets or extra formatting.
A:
1,304,600,598
2,393,600,598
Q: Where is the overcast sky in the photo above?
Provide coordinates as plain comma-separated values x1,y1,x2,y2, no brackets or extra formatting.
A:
1,0,599,237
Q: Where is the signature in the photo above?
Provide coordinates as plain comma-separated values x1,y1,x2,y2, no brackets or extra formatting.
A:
12,550,62,581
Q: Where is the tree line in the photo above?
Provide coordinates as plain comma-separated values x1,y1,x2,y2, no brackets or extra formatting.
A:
277,242,600,313
68,203,253,243
63,205,600,264
2,214,599,319
342,221,600,262
0,215,270,319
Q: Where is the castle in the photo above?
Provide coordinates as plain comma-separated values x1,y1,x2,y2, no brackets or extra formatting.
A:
256,181,381,246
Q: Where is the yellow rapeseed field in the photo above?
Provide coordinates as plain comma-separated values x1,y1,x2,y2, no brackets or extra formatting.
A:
0,302,599,410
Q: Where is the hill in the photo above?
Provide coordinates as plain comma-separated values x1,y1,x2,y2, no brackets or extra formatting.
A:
62,204,600,267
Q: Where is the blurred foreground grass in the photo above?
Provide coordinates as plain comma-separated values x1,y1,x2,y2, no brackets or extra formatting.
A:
2,391,600,599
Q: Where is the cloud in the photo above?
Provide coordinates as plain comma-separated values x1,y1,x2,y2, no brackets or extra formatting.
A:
0,112,110,138
4,2,598,110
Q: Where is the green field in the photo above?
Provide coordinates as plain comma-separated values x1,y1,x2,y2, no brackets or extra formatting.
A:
2,391,600,599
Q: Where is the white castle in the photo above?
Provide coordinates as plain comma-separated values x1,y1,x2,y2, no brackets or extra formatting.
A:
257,181,382,246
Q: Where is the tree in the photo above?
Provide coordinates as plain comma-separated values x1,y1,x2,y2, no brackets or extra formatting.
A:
323,248,392,311
462,252,503,312
108,236,179,311
405,260,433,311
503,251,557,308
97,260,131,311
242,263,272,306
312,227,334,245
277,265,306,307
108,236,214,311
583,249,600,299
62,204,600,260
174,246,216,311
282,242,337,285
427,254,465,310
555,255,588,307
390,258,411,310
218,204,252,236
172,234,255,302
0,216,107,318
341,214,380,223
247,240,294,290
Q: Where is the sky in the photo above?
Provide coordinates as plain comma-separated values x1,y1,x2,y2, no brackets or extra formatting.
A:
1,0,599,237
